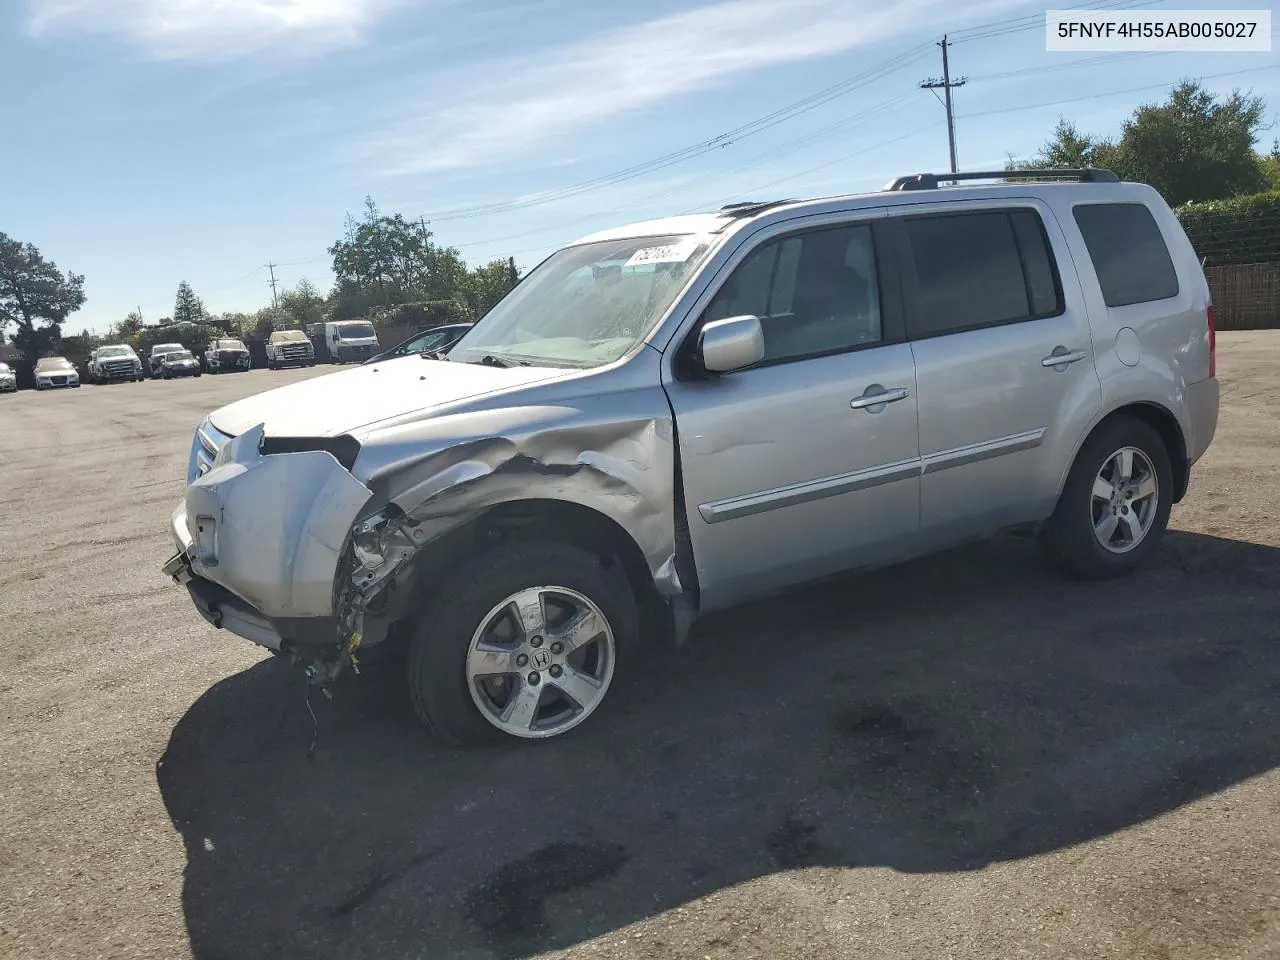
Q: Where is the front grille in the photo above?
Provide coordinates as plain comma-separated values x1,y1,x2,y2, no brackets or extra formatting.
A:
51,375,67,386
218,351,249,366
194,422,234,477
103,360,136,376
279,344,310,359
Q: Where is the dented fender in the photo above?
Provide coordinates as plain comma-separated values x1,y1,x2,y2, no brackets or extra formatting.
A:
348,381,684,598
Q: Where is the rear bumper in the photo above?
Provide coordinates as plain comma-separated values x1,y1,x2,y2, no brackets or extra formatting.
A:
1186,376,1219,466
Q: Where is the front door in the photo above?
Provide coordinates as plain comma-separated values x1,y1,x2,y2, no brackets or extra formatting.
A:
893,202,1103,542
662,214,922,613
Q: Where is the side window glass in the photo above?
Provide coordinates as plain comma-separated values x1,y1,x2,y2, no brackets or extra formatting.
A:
701,223,883,365
1072,202,1179,307
904,212,1031,337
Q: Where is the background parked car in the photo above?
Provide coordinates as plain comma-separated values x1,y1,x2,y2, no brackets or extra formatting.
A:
159,350,202,379
148,343,187,379
88,344,145,383
34,357,80,390
364,322,474,365
0,362,15,393
204,338,251,374
264,329,315,369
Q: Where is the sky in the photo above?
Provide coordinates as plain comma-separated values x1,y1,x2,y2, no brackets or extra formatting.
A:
0,0,1276,335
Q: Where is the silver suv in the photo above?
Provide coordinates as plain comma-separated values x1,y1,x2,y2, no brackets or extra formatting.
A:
163,169,1219,745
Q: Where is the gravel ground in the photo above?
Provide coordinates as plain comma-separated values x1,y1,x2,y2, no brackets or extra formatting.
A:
1,336,1278,960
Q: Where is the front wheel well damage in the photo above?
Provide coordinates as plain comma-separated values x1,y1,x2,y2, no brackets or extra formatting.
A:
389,499,673,649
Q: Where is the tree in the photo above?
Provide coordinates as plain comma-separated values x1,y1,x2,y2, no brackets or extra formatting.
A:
1260,139,1280,192
0,232,86,361
463,259,519,320
279,278,326,327
1112,81,1266,205
329,196,474,310
1018,82,1267,206
173,281,205,325
114,309,144,340
1021,118,1117,170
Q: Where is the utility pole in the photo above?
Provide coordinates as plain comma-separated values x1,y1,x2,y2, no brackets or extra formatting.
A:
266,262,280,309
418,215,430,240
919,35,967,175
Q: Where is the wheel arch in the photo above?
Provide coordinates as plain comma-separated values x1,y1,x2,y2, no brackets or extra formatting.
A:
1061,401,1190,504
398,497,663,629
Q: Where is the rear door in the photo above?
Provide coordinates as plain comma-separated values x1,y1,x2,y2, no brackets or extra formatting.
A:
890,200,1103,542
662,210,923,612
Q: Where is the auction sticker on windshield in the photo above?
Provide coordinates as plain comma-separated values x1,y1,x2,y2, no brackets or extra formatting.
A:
625,240,700,267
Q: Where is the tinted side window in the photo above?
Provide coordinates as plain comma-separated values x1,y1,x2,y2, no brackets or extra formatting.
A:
702,223,883,364
1073,202,1179,307
903,210,1063,338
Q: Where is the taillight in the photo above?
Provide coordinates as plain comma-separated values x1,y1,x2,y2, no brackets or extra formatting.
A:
1207,304,1216,378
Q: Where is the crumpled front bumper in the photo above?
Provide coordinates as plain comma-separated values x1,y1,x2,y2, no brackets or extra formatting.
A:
164,424,373,650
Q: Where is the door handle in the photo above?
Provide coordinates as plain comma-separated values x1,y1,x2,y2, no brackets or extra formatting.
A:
850,386,910,410
1042,349,1088,368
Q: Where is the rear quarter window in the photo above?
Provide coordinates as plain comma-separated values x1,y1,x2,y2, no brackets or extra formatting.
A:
1072,202,1179,307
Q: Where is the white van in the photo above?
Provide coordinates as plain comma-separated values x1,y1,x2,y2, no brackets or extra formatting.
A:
319,320,380,364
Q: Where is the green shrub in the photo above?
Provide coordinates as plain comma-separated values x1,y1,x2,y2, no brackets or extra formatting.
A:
1176,191,1280,266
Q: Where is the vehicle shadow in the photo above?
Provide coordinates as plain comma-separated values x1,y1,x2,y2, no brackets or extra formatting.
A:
157,530,1280,960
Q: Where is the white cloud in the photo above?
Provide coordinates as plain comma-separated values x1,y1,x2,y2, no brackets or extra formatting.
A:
25,0,397,60
365,0,1026,176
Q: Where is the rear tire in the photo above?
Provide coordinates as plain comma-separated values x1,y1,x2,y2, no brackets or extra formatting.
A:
406,542,637,746
1039,416,1173,580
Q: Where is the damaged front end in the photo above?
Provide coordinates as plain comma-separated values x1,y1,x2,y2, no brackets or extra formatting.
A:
165,363,695,692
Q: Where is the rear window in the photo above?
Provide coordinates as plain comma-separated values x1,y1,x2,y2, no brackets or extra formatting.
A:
1072,202,1179,307
902,209,1064,338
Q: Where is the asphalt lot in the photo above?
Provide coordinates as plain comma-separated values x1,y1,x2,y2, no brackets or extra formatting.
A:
2,335,1279,960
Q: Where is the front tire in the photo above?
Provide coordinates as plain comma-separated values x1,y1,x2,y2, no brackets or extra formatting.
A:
407,543,637,745
1039,416,1173,580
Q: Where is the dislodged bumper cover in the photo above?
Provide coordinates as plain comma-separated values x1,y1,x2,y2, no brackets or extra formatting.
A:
175,424,373,618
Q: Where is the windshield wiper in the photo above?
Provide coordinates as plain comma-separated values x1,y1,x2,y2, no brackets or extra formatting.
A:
469,354,528,368
420,349,450,361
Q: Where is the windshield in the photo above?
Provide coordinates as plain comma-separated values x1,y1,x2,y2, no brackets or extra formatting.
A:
99,346,133,358
154,343,183,354
0,363,11,374
216,340,245,350
168,350,194,361
337,322,375,340
36,358,74,372
449,234,714,368
273,330,307,343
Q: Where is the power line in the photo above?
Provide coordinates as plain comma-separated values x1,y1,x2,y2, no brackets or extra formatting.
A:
956,64,1280,120
417,45,938,223
415,0,1169,226
454,92,919,251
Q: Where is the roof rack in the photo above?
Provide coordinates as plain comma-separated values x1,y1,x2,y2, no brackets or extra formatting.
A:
718,199,794,217
884,168,1119,191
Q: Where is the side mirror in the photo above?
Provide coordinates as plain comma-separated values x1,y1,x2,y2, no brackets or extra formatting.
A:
699,315,765,373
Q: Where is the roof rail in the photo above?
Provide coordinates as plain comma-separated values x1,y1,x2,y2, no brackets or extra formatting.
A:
718,199,794,217
883,168,1120,191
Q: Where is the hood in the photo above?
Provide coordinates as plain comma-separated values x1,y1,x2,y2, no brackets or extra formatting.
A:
208,356,565,438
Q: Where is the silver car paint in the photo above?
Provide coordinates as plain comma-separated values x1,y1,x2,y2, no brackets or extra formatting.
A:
169,179,1219,650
